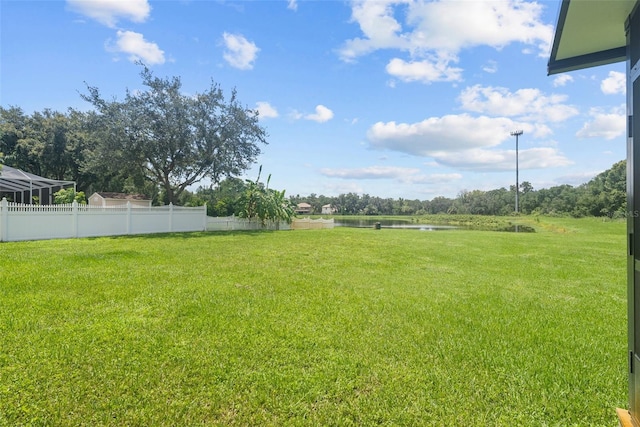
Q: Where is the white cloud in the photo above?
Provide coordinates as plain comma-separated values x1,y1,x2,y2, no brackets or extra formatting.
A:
386,57,462,84
320,166,421,180
458,85,579,123
556,171,600,186
338,0,408,61
404,0,553,55
430,147,572,171
364,113,570,172
222,32,259,70
109,30,165,65
323,181,364,195
367,114,522,155
67,0,151,28
425,173,463,183
601,71,625,95
305,105,334,123
288,109,303,120
256,101,278,120
287,0,298,11
553,74,573,87
482,60,498,74
319,166,462,185
401,172,464,184
576,106,626,140
339,0,553,83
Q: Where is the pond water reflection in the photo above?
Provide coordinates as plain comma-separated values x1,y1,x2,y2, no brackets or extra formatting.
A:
333,218,535,233
334,219,455,231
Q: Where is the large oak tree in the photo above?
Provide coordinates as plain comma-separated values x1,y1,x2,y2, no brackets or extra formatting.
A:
82,66,267,204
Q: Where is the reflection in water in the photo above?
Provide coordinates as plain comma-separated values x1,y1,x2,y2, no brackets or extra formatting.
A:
334,219,454,230
333,219,535,233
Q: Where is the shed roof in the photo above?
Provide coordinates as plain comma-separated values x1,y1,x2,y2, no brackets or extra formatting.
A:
0,165,75,193
548,0,635,75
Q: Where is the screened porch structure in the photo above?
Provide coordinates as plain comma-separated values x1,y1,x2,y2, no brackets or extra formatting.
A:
0,165,76,204
549,0,639,425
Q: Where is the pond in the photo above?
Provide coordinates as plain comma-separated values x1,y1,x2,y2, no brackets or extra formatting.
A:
333,218,535,233
334,218,456,231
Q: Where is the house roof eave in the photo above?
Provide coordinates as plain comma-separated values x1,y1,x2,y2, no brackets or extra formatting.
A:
548,0,635,75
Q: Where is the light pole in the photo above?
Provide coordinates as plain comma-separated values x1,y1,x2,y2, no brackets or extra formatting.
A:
510,130,523,214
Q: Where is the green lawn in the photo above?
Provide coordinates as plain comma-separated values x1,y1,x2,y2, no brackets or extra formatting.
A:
0,217,628,426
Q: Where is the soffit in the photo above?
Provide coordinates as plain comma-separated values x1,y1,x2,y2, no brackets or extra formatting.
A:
548,0,635,74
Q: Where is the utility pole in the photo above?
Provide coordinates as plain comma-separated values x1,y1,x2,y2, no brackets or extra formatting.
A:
510,130,523,213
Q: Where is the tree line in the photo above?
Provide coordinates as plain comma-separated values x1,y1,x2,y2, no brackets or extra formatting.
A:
0,65,627,219
287,159,626,218
186,159,625,219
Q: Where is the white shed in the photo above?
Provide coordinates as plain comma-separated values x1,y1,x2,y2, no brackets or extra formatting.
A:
88,192,152,208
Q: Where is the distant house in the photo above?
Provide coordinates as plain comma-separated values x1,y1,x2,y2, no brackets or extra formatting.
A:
321,204,337,215
295,202,312,215
88,192,152,208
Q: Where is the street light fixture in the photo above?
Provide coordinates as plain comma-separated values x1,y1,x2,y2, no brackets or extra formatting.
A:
510,130,523,213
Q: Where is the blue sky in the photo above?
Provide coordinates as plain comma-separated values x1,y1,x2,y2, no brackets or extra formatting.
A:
0,0,627,200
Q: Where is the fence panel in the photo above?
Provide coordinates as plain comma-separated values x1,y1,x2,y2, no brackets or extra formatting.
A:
6,209,74,241
0,198,207,242
77,209,129,238
206,216,291,231
290,217,335,230
171,207,207,232
0,199,334,242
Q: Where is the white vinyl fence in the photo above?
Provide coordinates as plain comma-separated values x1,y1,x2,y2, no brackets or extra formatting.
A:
0,198,336,242
206,216,291,231
290,217,334,230
0,198,207,242
206,216,334,231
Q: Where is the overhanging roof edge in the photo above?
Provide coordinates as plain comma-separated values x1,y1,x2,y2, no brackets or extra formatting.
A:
547,0,633,75
548,46,627,75
547,0,570,72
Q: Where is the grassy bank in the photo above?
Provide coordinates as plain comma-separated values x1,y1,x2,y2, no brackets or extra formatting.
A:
0,217,627,426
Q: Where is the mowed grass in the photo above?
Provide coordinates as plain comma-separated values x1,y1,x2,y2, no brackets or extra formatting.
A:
0,217,627,426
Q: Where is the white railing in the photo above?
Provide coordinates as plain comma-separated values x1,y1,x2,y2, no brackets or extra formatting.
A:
291,217,334,230
206,216,291,231
0,198,207,242
205,216,333,231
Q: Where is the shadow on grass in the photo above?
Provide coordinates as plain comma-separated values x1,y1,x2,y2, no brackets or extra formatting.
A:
102,229,285,241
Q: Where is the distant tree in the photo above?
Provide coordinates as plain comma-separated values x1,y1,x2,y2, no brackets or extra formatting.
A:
427,196,454,214
583,159,626,217
194,177,246,217
53,188,86,204
81,65,267,205
0,106,26,165
0,106,92,190
520,181,534,194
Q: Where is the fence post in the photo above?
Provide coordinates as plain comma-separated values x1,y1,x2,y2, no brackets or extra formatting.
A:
169,202,173,232
72,200,78,238
203,203,207,231
0,197,7,242
127,200,131,234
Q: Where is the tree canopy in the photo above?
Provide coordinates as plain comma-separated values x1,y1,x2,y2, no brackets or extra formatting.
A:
81,66,267,204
